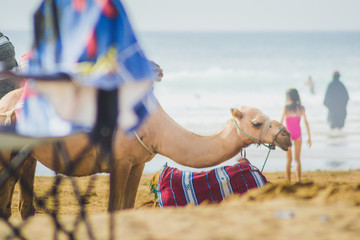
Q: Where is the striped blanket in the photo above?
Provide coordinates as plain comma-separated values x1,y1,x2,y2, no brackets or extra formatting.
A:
157,157,267,207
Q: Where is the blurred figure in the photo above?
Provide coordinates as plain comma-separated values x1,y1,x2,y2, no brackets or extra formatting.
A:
324,71,349,130
0,31,21,98
305,75,315,94
280,88,311,182
0,32,18,70
149,60,163,82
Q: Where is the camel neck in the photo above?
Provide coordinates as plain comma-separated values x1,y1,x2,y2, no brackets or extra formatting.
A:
151,109,247,168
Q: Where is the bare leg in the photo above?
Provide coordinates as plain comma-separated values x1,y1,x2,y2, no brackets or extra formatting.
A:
285,146,293,182
293,138,302,182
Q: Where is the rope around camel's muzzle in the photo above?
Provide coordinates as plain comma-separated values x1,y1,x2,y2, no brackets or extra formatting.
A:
232,118,286,172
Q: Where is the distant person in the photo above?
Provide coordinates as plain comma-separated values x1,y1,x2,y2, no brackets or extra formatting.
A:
0,31,20,98
280,88,311,182
324,71,349,130
305,75,315,94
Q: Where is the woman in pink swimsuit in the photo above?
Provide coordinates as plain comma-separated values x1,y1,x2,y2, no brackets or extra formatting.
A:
280,89,311,182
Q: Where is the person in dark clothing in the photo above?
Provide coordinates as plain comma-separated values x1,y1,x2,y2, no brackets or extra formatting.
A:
324,71,349,130
0,31,21,99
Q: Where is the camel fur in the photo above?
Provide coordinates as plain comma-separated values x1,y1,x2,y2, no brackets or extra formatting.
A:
0,88,291,219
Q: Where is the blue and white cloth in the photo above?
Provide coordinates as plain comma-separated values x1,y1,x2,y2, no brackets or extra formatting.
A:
15,0,157,137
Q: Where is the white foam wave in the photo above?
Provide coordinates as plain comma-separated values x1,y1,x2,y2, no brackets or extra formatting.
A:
164,67,276,82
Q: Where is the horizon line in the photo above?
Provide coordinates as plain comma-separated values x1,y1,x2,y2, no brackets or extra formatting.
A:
3,28,360,33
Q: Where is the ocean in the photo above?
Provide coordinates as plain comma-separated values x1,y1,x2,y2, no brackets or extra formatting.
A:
3,30,360,175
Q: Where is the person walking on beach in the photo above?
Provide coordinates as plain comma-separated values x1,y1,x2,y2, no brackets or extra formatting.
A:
280,88,311,182
324,71,349,131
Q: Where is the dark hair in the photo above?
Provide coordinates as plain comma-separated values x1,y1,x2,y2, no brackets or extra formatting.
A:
286,88,302,112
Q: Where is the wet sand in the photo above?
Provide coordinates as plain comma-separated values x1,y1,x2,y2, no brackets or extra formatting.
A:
2,170,360,239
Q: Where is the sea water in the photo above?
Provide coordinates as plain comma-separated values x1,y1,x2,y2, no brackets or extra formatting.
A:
3,31,360,175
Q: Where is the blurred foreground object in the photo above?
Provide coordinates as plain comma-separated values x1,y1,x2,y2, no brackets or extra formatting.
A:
2,0,158,143
0,32,20,98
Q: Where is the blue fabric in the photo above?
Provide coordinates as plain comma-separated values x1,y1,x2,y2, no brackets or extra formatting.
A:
214,167,234,199
169,168,178,207
14,0,157,137
236,163,250,190
28,0,155,89
205,172,215,203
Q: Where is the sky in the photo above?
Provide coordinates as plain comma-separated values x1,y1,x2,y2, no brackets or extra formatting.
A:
0,0,359,32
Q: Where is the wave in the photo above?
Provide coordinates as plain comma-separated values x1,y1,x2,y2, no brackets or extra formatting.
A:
164,67,275,81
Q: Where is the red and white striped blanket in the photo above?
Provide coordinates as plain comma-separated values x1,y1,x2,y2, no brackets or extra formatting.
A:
156,157,268,207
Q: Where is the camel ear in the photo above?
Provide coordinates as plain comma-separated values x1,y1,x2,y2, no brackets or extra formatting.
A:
231,108,243,119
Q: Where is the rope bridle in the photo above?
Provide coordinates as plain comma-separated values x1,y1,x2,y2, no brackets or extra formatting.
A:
232,118,285,172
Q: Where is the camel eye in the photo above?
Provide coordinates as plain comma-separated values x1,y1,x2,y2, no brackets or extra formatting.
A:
252,122,262,128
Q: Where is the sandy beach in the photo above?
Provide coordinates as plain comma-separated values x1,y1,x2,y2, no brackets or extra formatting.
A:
1,2,359,239
1,170,360,239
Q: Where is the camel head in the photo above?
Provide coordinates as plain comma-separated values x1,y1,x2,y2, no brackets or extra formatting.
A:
231,106,291,151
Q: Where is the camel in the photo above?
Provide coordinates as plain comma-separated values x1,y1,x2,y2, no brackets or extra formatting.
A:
0,88,292,219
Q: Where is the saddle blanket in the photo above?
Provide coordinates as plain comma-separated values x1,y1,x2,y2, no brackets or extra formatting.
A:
157,157,267,207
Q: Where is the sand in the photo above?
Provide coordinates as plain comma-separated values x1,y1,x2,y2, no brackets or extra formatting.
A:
1,170,360,239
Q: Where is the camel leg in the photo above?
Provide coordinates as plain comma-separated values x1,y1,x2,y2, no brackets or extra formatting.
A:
122,163,145,209
0,175,17,220
0,151,19,220
18,156,37,219
107,158,132,212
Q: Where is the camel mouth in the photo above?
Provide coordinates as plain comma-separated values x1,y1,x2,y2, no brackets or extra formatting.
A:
276,141,291,151
274,129,292,151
